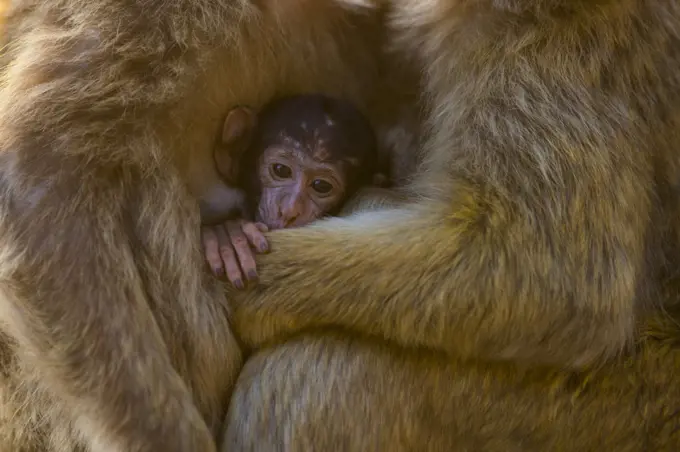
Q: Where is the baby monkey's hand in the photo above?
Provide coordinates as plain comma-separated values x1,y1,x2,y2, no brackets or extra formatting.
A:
201,219,269,289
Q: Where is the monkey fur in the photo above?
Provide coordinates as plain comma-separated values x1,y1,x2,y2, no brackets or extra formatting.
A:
1,1,680,452
222,0,680,450
0,1,402,451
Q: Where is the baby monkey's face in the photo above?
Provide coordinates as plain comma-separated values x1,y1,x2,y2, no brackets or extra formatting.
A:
256,146,347,230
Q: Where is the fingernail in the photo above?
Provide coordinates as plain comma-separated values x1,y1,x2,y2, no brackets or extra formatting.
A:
247,270,258,281
213,267,224,276
234,279,244,290
259,242,269,252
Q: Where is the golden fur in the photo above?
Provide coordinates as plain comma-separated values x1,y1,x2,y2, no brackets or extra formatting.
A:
224,0,680,450
0,0,679,451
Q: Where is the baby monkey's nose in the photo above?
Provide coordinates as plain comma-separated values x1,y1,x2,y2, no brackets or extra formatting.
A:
280,197,306,226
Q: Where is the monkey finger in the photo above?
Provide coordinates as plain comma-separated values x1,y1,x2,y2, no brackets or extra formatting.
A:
254,222,269,233
225,220,259,282
201,226,225,276
214,224,246,290
241,221,269,253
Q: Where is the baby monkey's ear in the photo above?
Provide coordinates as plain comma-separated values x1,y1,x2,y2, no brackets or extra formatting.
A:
214,106,257,184
221,106,256,147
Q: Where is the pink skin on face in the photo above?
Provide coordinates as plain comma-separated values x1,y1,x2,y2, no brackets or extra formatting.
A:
255,147,346,230
277,183,308,228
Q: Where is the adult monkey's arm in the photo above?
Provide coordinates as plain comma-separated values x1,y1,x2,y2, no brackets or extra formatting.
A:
230,0,672,371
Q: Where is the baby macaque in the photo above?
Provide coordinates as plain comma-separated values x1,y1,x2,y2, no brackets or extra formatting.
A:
202,94,383,288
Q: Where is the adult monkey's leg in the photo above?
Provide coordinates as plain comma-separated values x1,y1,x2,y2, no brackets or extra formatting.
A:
224,332,680,451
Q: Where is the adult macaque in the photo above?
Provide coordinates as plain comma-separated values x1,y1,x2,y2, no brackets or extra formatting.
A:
202,94,383,287
222,0,680,450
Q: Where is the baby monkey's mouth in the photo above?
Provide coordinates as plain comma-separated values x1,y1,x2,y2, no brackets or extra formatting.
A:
256,209,324,231
255,210,285,231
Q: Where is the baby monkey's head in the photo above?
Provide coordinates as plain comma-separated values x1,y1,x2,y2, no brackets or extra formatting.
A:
216,94,382,230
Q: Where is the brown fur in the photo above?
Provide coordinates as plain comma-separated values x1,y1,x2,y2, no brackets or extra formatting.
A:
223,0,680,450
3,0,679,450
0,0,412,451
0,1,7,34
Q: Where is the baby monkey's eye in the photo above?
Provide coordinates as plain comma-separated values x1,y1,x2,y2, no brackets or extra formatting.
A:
311,179,333,194
271,163,292,179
